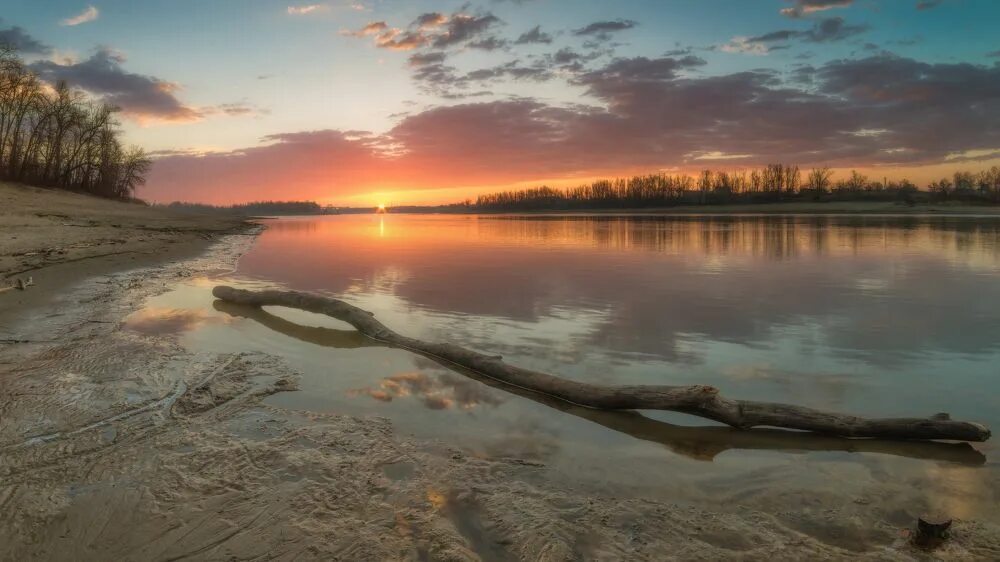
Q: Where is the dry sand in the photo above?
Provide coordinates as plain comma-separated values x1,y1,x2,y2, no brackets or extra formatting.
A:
2,183,998,561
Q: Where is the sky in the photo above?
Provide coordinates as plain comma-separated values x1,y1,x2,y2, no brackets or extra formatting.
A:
2,0,1000,205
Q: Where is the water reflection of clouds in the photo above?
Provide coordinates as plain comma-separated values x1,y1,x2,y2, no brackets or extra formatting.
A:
237,215,1000,366
349,370,504,411
124,306,230,335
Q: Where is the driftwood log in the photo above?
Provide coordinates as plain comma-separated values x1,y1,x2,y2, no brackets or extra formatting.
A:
212,299,986,465
212,286,991,443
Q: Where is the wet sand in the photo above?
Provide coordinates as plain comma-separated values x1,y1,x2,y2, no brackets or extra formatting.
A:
0,181,250,328
2,185,999,560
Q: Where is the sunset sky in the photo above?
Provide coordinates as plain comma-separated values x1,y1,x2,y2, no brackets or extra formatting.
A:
3,0,1000,205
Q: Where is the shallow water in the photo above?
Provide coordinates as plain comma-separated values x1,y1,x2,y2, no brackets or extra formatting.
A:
127,214,1000,519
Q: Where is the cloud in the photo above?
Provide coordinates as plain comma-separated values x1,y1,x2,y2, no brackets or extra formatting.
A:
431,13,501,48
28,48,215,123
719,37,775,55
803,16,867,41
467,36,508,51
408,55,557,97
205,102,268,118
780,0,852,18
348,9,624,99
0,22,52,55
287,4,328,15
465,60,552,81
343,10,500,52
515,25,552,45
413,12,448,29
60,5,99,27
145,130,393,203
376,29,430,51
688,151,753,161
747,30,800,43
144,54,1000,203
342,20,388,37
341,21,428,50
408,51,447,67
575,55,706,83
722,17,867,53
550,48,586,65
572,19,637,38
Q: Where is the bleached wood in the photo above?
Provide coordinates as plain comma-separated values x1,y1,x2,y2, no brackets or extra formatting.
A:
212,286,991,443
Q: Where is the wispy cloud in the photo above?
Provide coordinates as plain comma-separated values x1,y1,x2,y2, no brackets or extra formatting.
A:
720,17,867,54
572,19,637,40
342,10,500,52
60,5,99,27
780,0,852,19
688,151,753,161
287,4,327,15
719,37,774,55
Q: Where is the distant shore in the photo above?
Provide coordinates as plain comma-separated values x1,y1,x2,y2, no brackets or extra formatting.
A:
359,201,1000,217
521,201,1000,215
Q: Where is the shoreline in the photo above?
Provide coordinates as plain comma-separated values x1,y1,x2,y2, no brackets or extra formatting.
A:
0,181,254,327
2,190,999,559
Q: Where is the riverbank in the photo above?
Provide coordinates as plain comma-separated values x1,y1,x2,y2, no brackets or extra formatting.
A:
2,188,999,560
0,181,251,326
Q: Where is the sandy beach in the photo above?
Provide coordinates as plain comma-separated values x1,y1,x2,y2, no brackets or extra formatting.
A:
0,182,251,328
2,184,999,561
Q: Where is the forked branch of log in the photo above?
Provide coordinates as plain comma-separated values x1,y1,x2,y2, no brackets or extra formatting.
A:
212,286,992,443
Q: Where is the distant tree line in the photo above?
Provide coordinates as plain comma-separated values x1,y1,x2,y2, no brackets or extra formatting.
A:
163,200,324,216
928,169,1000,203
474,165,1000,211
0,46,150,200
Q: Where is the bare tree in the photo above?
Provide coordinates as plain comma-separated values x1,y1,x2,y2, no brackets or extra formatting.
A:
0,46,147,199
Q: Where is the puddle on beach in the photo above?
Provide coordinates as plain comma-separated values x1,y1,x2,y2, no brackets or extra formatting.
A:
124,214,1000,520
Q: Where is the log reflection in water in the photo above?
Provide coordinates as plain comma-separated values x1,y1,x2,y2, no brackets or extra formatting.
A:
213,300,986,466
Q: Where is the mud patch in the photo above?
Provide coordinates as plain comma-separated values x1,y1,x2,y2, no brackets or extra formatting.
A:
173,353,300,416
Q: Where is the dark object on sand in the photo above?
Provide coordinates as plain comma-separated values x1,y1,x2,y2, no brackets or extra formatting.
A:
914,513,952,548
212,285,992,443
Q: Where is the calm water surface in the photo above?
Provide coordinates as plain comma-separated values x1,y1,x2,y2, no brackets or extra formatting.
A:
129,214,1000,519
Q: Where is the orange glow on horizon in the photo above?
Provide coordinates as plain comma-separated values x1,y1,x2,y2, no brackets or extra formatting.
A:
313,157,1000,208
